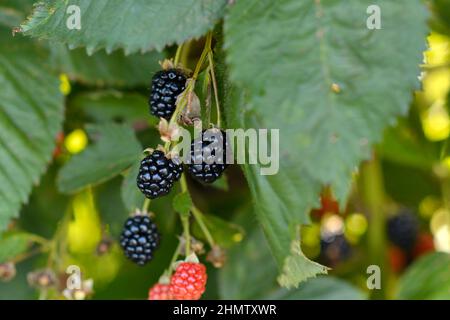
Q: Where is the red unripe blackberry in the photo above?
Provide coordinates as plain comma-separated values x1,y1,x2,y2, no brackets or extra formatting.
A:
412,233,435,258
188,129,229,184
388,245,408,273
149,69,186,120
148,283,172,300
169,262,207,300
137,150,183,199
120,215,160,266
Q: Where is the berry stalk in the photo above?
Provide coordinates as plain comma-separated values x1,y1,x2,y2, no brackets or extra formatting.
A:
191,206,215,248
173,44,183,66
181,214,191,257
359,155,389,299
142,198,151,213
164,32,213,151
179,173,192,257
207,51,221,128
180,174,216,247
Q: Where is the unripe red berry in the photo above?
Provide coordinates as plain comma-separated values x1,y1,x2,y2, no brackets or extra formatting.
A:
169,262,207,300
148,283,172,300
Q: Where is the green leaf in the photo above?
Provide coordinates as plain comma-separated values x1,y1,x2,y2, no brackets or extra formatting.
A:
397,252,450,300
192,213,244,249
224,0,428,287
225,0,427,197
57,123,142,194
21,0,228,54
227,88,325,288
277,239,329,289
172,192,193,217
219,216,279,299
121,161,145,213
266,277,366,300
69,91,156,127
50,44,164,87
0,27,64,231
0,232,34,263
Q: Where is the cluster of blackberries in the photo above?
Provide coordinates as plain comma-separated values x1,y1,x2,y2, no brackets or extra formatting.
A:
121,69,230,266
139,69,229,201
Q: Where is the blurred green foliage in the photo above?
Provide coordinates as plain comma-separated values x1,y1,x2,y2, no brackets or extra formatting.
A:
0,0,449,300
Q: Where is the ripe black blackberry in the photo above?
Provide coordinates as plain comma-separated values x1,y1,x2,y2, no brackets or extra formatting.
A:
188,129,229,183
149,69,186,120
120,215,160,266
137,150,183,199
387,209,419,252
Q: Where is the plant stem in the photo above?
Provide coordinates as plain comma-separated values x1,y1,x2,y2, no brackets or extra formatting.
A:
180,40,192,67
208,52,221,128
26,234,50,246
193,32,212,79
440,139,449,160
442,180,450,208
192,206,215,247
47,206,71,270
178,174,191,256
359,154,388,299
38,289,48,301
168,242,182,273
142,198,151,213
10,234,51,264
11,246,49,264
174,44,183,66
180,172,188,191
180,174,215,247
181,214,190,257
203,66,212,125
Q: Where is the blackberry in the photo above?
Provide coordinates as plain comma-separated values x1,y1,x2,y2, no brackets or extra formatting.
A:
120,215,160,266
320,234,352,267
137,150,183,199
149,69,186,120
387,210,419,252
188,129,229,183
